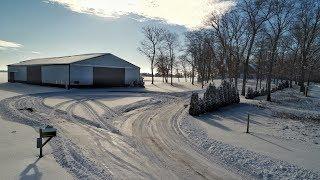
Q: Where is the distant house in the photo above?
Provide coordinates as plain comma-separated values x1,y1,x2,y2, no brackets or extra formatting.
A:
7,53,140,87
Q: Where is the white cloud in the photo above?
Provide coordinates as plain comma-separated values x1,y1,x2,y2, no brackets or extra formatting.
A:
31,51,41,54
0,40,23,50
48,0,234,29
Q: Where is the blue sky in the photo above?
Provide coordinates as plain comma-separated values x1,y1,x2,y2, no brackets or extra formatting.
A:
0,0,232,72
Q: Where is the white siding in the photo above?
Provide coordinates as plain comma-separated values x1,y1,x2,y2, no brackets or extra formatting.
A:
125,68,140,85
42,65,69,85
8,66,27,81
74,54,140,85
70,65,93,85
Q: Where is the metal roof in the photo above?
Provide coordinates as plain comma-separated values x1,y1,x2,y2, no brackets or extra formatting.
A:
9,53,107,66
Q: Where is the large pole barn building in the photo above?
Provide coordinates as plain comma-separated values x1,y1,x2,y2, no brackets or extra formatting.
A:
7,53,140,87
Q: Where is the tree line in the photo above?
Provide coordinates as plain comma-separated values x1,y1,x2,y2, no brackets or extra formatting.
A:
139,0,320,101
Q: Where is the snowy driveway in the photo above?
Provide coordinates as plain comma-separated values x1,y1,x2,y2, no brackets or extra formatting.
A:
1,80,319,179
0,90,240,179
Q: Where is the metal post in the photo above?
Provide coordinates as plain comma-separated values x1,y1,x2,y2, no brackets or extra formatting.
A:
246,114,250,133
39,129,43,158
68,64,71,90
305,86,308,97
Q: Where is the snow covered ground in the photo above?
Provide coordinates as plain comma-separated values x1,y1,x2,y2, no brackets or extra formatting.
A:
0,72,73,179
179,84,320,179
1,71,319,179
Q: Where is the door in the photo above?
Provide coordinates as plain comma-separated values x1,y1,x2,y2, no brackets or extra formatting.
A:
27,66,42,84
93,67,125,86
9,72,15,82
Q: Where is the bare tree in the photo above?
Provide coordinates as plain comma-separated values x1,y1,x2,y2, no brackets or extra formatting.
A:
179,54,191,82
239,0,272,95
184,31,200,85
155,48,170,83
292,0,320,93
138,26,164,84
163,31,179,85
264,0,294,101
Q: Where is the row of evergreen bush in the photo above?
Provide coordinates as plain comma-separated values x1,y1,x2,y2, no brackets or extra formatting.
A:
129,76,145,87
245,81,290,99
189,81,240,116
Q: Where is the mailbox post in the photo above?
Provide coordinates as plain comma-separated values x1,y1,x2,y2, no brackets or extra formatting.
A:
37,125,56,158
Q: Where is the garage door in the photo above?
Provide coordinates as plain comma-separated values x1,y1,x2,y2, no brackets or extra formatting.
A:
27,66,42,84
93,67,125,86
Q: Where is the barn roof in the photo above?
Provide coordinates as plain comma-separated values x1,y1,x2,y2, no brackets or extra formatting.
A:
9,53,140,69
9,53,106,66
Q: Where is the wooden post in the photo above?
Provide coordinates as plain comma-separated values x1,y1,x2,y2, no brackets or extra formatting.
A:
246,114,250,133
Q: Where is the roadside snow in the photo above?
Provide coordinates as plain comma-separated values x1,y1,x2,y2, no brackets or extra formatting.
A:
179,84,320,179
0,72,73,179
179,112,320,179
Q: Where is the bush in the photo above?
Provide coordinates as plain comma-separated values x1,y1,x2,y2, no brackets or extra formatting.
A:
189,81,240,116
271,87,277,93
130,76,145,87
204,83,218,111
245,87,255,99
260,88,266,96
233,86,240,103
245,80,290,100
130,76,144,87
189,93,201,116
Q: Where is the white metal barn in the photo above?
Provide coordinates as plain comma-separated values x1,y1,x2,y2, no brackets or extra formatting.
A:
7,53,140,87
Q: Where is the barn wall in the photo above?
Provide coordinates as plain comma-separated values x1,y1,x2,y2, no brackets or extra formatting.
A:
7,66,27,82
125,68,140,85
42,65,69,85
70,65,93,85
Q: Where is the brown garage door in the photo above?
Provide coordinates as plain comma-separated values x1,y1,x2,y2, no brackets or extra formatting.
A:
27,66,42,84
8,72,15,82
93,67,125,86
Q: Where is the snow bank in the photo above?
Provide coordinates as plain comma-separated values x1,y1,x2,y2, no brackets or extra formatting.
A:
179,115,320,179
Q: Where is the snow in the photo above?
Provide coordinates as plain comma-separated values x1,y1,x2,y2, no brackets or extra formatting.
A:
179,84,320,179
143,76,209,92
0,72,73,179
1,70,319,179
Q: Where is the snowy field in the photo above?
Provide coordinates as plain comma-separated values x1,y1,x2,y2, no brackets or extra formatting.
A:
0,71,319,179
0,72,72,179
179,85,320,179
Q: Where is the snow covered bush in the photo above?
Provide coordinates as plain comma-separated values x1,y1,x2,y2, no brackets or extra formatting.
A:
246,81,291,99
130,76,145,87
232,85,240,103
271,87,278,93
260,88,266,96
198,98,206,115
245,87,256,99
189,81,240,116
189,93,201,116
221,81,229,106
204,83,218,111
277,81,290,90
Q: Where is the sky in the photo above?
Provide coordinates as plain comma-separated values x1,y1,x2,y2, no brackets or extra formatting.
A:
0,0,233,72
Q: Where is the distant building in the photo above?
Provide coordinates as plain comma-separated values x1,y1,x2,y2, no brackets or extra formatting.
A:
7,53,140,87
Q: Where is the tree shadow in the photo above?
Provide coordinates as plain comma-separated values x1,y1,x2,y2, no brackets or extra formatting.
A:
19,158,43,180
250,132,293,152
197,113,232,131
194,102,274,132
0,82,61,95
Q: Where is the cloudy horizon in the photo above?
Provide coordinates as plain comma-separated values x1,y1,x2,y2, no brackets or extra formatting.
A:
0,0,234,72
